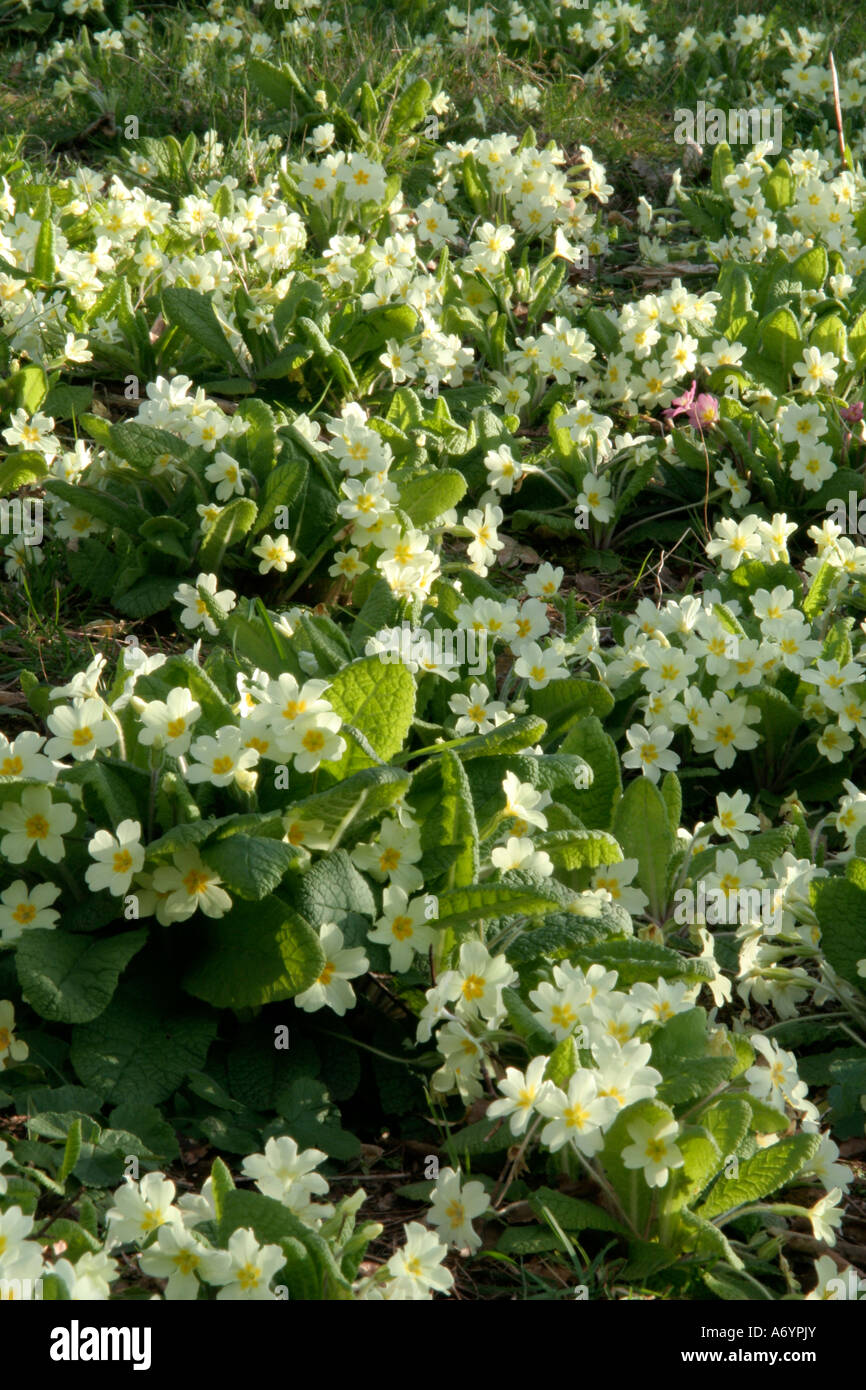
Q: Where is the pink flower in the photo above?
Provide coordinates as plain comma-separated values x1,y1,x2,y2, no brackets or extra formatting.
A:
689,392,719,428
663,380,697,427
662,380,718,431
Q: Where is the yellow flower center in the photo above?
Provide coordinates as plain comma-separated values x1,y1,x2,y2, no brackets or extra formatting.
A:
183,870,211,896
25,814,50,840
113,850,133,874
237,1263,261,1290
461,974,485,1001
563,1103,590,1130
445,1199,465,1228
173,1249,200,1275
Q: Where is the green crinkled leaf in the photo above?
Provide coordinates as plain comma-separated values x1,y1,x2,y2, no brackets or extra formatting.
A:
740,1094,790,1133
559,716,620,830
398,468,467,525
506,903,635,963
291,848,375,941
43,478,146,533
696,1132,821,1220
678,1208,744,1272
451,1116,512,1155
288,765,411,839
446,716,548,761
70,985,217,1104
528,1185,628,1236
529,678,614,745
812,876,866,991
703,1097,754,1169
108,1103,181,1160
745,687,801,761
183,896,325,1008
60,759,147,828
613,777,674,918
0,452,49,493
789,243,827,291
113,574,182,619
433,881,573,930
198,496,258,571
201,835,298,900
16,929,147,1024
162,286,243,370
651,1006,709,1066
100,420,197,473
544,1037,578,1088
666,1128,722,1214
253,456,308,535
533,829,622,870
324,656,415,775
419,748,479,885
569,941,712,986
660,772,682,835
273,1075,361,1159
657,1057,735,1107
757,306,802,374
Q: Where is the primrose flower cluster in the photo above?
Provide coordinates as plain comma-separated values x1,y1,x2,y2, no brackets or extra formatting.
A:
0,1133,481,1301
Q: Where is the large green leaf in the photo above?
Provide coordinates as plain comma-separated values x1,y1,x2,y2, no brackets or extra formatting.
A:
528,1186,627,1236
398,469,467,526
757,306,802,374
16,930,147,1024
570,941,713,987
533,829,622,870
529,678,614,745
70,986,217,1104
200,835,298,900
183,896,325,1008
162,287,243,370
433,881,571,929
613,777,674,918
198,496,258,571
419,748,479,885
696,1133,821,1220
559,716,620,830
324,657,415,775
811,876,866,991
288,766,411,839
